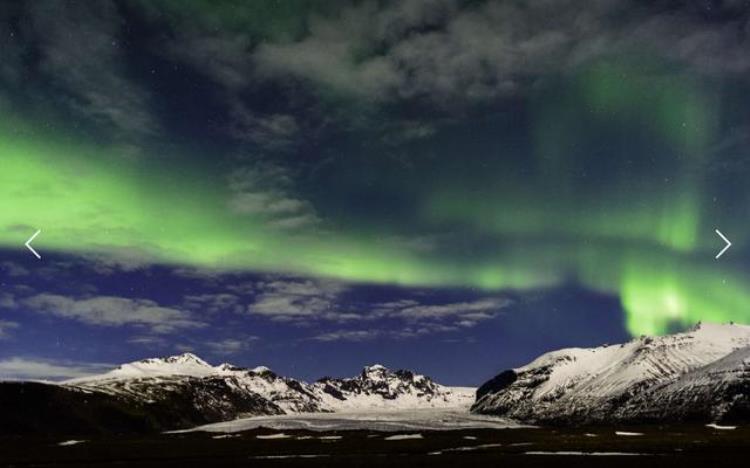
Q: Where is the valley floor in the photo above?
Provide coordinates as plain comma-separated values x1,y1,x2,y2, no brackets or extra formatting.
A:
179,407,525,432
2,423,749,467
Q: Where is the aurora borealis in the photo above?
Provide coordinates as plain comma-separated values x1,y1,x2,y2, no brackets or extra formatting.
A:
2,1,750,383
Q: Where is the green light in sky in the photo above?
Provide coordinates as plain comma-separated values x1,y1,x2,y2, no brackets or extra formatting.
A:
0,57,746,339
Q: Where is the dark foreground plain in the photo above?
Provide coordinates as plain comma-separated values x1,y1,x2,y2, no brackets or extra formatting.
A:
1,425,749,467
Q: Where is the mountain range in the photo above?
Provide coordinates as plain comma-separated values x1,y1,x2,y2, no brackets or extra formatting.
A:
3,322,750,435
472,322,750,425
0,355,473,435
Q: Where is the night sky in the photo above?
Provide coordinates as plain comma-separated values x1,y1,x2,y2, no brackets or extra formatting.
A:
2,0,750,385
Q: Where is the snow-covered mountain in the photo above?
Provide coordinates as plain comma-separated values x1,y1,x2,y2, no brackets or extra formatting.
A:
314,364,474,410
0,354,473,435
472,322,750,424
64,353,473,416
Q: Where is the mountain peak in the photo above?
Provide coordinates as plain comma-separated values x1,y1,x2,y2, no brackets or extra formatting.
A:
73,353,217,381
160,352,210,366
361,364,390,380
250,365,272,374
364,364,388,372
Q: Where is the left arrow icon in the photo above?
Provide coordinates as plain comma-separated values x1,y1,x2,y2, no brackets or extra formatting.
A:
25,229,41,259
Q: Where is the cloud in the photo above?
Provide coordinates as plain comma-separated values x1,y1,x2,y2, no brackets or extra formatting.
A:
24,1,156,138
250,282,512,341
0,357,112,381
398,298,508,320
0,6,24,88
174,343,195,353
1,261,29,277
311,329,381,342
127,335,168,348
242,276,509,331
164,31,254,91
248,278,347,320
227,163,320,230
251,0,750,104
228,106,301,150
0,320,19,339
310,322,467,342
374,297,511,328
205,337,259,355
0,293,17,309
183,293,244,314
22,294,204,334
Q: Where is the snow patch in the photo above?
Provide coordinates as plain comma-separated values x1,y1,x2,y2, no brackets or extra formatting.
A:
384,433,423,440
57,440,86,447
525,451,648,456
185,408,525,433
429,443,503,455
256,433,291,440
706,423,737,430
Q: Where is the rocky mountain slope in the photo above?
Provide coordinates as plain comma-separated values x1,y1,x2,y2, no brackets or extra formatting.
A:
472,322,750,425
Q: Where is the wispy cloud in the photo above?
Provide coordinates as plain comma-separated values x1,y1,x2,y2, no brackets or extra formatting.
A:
227,163,320,231
311,329,380,342
0,293,17,309
248,278,346,320
228,106,301,150
398,298,508,321
21,294,204,334
183,293,244,315
310,321,477,342
26,1,157,139
0,357,112,381
0,320,19,339
251,0,750,104
1,261,29,278
374,297,511,328
127,335,168,348
205,337,260,355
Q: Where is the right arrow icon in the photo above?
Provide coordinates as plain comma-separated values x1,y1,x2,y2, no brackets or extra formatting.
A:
715,229,732,259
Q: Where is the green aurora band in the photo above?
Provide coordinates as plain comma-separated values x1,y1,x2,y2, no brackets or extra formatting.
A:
2,60,747,337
